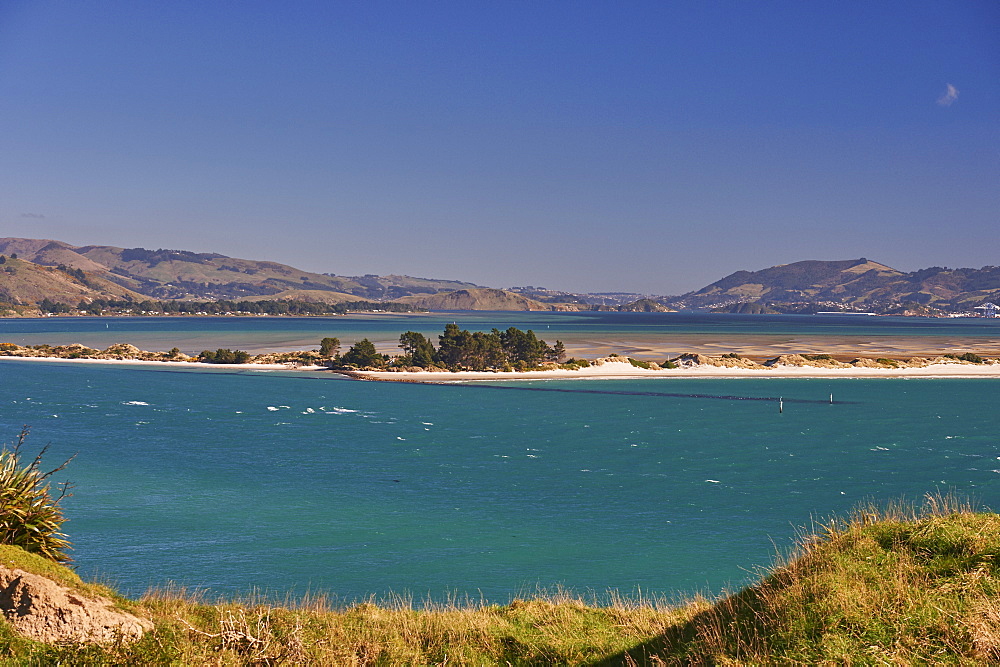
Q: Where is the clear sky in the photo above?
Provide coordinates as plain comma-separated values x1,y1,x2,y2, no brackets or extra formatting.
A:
1,1,997,295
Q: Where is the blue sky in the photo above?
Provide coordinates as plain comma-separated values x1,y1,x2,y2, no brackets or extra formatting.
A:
1,1,997,294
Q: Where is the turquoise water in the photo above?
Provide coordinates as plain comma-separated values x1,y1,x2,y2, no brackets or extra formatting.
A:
1,357,998,603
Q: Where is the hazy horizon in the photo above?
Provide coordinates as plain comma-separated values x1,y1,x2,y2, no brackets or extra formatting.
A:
2,1,997,294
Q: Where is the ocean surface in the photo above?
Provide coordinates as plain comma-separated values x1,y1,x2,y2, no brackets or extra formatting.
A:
1,313,999,604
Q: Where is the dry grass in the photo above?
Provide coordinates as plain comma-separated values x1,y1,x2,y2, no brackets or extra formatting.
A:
3,492,999,665
618,491,1000,665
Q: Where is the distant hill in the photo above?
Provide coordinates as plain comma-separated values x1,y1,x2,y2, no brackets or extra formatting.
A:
0,256,145,315
681,258,902,303
614,298,675,312
4,238,998,315
668,259,1000,314
395,288,551,311
0,238,481,302
239,289,367,304
712,302,781,315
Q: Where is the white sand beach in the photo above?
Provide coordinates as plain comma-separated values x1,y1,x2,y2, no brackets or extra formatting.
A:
0,355,327,372
346,358,1000,382
3,354,999,380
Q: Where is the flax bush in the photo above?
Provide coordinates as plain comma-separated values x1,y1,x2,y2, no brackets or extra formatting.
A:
0,428,73,562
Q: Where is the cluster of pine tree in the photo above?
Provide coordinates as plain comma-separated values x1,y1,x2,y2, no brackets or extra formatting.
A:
331,324,566,371
198,348,251,364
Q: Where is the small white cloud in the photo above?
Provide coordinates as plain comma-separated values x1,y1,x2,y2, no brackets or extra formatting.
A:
20,212,45,219
937,83,959,107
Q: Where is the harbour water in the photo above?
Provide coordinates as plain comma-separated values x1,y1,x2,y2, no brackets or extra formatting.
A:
3,311,1000,358
1,313,999,603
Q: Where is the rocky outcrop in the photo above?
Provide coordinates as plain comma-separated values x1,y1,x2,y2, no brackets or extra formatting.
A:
0,566,152,644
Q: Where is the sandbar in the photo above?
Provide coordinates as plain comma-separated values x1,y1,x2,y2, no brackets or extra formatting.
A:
0,355,326,372
3,354,999,381
344,359,1000,382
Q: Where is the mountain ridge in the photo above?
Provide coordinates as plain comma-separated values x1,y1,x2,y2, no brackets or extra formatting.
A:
0,238,482,302
667,257,1000,313
2,238,998,315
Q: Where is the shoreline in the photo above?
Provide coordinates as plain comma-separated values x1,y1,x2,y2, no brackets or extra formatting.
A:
0,355,328,372
5,355,997,380
343,360,1000,382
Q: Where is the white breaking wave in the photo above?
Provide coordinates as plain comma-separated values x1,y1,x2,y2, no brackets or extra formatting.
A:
122,401,149,406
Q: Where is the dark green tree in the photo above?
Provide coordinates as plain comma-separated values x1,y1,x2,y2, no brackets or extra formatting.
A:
320,337,341,357
500,327,548,366
198,348,250,364
436,323,464,367
38,298,71,314
340,339,385,368
433,324,554,370
398,331,436,367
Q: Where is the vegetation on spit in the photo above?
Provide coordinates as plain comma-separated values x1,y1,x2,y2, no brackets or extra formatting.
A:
2,332,997,374
0,465,998,664
328,324,569,372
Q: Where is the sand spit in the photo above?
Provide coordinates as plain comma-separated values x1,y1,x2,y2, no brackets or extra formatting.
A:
0,355,325,372
2,348,998,380
345,356,1000,382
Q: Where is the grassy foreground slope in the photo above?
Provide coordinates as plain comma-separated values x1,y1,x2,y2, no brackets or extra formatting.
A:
2,495,998,665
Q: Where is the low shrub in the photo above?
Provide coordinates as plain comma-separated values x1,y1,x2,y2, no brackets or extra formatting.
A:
0,428,73,562
199,348,251,364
